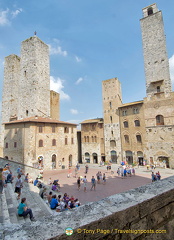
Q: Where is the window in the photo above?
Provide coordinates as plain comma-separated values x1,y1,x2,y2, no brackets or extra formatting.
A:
52,139,56,146
111,130,114,136
84,136,86,142
110,116,112,123
134,120,140,127
71,138,74,144
123,121,128,128
5,143,8,148
65,137,68,145
87,136,89,142
109,102,112,109
64,127,69,133
52,126,56,133
156,115,164,125
157,86,160,93
26,110,28,116
133,108,139,114
14,142,17,148
148,7,153,15
71,127,73,133
124,135,129,144
94,136,97,143
39,140,43,147
136,135,142,143
38,126,43,133
122,110,127,116
92,136,94,142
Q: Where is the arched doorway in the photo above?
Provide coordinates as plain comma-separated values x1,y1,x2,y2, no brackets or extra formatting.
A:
110,150,117,163
38,156,43,169
52,154,56,169
125,151,133,164
137,151,144,166
69,155,72,167
158,156,169,168
85,152,90,163
92,153,98,164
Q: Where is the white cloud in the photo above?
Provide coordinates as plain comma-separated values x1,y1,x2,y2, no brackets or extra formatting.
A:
0,8,23,26
75,55,82,62
11,8,23,18
0,9,10,26
70,109,78,115
169,54,174,84
75,77,84,85
50,76,70,100
48,44,67,56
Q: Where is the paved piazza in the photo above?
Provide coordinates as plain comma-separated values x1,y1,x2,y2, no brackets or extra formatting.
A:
43,164,174,205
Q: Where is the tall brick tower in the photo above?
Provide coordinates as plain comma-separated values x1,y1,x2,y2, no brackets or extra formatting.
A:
140,3,172,98
102,78,122,163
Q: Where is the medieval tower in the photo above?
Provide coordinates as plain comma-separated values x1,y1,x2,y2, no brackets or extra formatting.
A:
141,4,174,168
102,78,122,163
140,3,172,98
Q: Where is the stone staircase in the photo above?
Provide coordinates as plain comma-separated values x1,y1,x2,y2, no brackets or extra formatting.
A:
0,180,54,231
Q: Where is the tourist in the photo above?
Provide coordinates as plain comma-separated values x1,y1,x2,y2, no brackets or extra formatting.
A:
47,191,52,203
15,174,23,200
156,171,161,180
5,170,13,184
103,173,106,184
96,172,100,184
151,172,156,182
117,168,120,177
69,200,75,209
77,177,81,191
18,198,35,221
90,176,96,191
85,165,89,174
24,173,29,183
82,176,87,192
33,177,39,186
47,177,52,185
0,168,4,194
132,167,135,176
50,195,58,209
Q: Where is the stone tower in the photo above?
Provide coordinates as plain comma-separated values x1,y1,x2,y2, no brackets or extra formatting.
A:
140,3,172,98
18,36,50,119
1,55,20,124
102,78,122,163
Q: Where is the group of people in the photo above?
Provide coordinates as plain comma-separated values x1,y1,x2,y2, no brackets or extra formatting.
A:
151,171,161,182
48,192,81,212
116,166,135,178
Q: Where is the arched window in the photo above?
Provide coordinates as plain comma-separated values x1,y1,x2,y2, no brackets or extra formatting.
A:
92,136,94,142
123,121,128,128
124,135,129,144
52,139,56,146
84,136,86,142
157,86,160,93
65,137,68,145
87,136,89,142
134,120,140,127
156,115,164,125
148,7,153,15
136,134,142,143
39,140,43,147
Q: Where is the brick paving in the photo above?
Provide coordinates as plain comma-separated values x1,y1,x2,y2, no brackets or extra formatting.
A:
43,164,174,205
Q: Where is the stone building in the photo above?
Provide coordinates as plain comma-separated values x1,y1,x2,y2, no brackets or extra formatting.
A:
81,118,105,164
81,3,174,168
1,36,77,169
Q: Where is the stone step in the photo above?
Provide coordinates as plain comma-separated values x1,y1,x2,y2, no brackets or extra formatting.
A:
0,189,11,226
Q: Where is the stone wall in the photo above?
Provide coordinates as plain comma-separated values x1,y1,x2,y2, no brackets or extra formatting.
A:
0,157,40,179
3,176,174,240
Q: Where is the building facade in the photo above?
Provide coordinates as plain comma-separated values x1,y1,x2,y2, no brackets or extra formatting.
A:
1,36,77,169
81,4,174,168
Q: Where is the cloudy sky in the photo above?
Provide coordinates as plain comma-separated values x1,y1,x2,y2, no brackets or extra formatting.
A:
0,0,174,126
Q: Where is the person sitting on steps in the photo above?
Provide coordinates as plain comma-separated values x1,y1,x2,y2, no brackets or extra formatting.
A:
18,198,35,221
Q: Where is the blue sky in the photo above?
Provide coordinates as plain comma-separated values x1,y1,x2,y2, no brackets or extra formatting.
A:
0,0,174,126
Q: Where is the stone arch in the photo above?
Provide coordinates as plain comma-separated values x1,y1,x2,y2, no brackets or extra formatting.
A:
137,151,144,166
85,152,90,163
110,140,116,148
52,154,56,169
125,151,133,164
147,7,153,15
